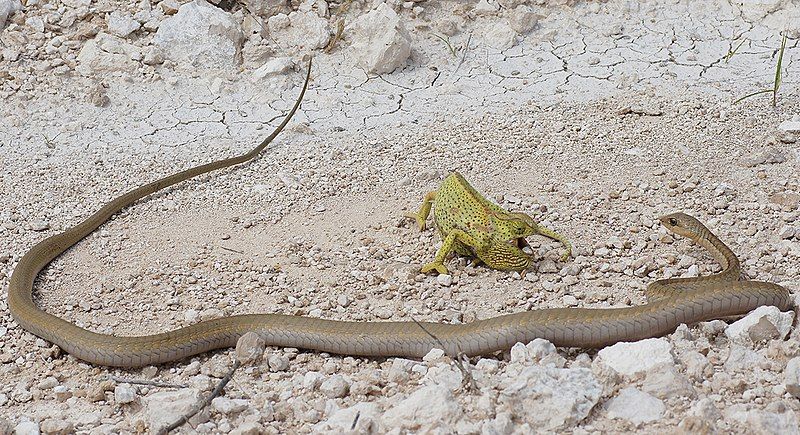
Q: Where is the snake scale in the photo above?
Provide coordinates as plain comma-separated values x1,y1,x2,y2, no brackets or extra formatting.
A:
8,61,792,367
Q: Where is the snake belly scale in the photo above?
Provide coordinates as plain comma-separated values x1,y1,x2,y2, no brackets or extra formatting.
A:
7,61,791,367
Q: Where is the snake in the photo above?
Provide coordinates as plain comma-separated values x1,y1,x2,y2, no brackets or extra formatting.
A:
8,61,792,368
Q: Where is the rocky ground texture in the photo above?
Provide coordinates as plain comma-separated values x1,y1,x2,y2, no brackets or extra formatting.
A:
1,0,800,433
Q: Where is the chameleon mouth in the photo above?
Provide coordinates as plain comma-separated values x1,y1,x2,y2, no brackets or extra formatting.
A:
514,238,530,249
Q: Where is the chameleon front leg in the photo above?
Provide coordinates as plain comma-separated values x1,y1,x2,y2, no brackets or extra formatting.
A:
537,225,572,261
405,191,437,231
422,229,487,275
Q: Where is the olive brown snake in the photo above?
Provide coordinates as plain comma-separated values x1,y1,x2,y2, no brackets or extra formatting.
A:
7,61,792,367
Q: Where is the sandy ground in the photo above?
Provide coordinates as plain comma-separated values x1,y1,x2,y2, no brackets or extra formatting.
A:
1,0,800,433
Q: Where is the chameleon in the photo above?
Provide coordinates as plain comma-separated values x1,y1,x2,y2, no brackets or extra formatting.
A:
406,172,572,275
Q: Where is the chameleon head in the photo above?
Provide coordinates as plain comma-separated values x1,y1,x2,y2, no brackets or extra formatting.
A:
659,212,704,240
502,212,540,238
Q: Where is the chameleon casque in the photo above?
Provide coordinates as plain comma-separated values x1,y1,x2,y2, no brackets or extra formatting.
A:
406,172,572,274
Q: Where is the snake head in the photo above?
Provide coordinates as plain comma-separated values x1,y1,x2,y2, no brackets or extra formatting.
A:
659,212,701,238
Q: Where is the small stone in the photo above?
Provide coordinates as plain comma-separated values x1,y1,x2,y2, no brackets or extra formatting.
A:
143,389,201,432
595,338,674,378
724,345,768,372
267,354,290,372
784,357,800,398
642,364,695,399
507,5,538,34
383,385,462,430
778,226,796,239
436,274,453,286
314,402,381,432
36,377,58,390
253,57,293,79
107,11,141,38
423,348,445,363
39,418,73,435
320,375,349,398
235,332,266,364
538,259,558,273
211,397,249,414
346,4,411,74
724,306,794,344
31,220,50,231
605,387,665,424
114,384,137,404
230,422,263,435
14,421,39,435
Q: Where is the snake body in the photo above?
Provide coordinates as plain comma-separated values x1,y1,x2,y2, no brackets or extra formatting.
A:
8,63,791,367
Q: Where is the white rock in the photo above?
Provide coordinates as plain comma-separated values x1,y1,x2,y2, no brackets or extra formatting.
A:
422,348,445,363
253,57,293,79
642,363,695,399
268,11,330,50
211,397,249,414
107,11,141,38
436,274,453,286
303,371,324,390
778,116,800,133
114,384,137,404
595,338,674,377
143,389,200,432
507,5,538,34
14,421,39,435
242,0,286,18
689,397,722,421
785,356,800,398
724,305,794,343
320,375,349,398
605,387,665,424
315,402,381,432
510,338,557,365
682,350,713,381
39,418,73,435
0,0,22,29
267,354,289,372
230,422,263,435
383,385,462,430
725,404,800,435
153,0,243,69
76,33,141,76
346,4,411,74
724,345,768,372
235,332,265,364
423,365,463,391
484,22,518,50
498,366,601,430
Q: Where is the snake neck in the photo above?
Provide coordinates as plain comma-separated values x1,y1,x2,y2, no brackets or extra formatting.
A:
688,222,741,280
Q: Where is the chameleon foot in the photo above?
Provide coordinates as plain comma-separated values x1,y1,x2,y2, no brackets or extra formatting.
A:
404,212,427,231
421,262,449,275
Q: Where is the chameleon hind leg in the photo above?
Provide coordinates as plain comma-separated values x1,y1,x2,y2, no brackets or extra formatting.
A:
422,229,487,275
405,191,437,231
537,225,572,261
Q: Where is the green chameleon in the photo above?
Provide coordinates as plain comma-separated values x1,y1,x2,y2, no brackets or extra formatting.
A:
406,172,572,275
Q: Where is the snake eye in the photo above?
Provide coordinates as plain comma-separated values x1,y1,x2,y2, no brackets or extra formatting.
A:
668,217,678,226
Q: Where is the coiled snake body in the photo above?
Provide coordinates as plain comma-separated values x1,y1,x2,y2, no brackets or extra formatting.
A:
8,64,791,367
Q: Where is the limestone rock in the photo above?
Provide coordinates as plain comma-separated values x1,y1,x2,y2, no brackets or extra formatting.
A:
143,389,201,432
724,345,768,372
724,306,794,344
642,363,696,399
346,4,411,74
315,402,382,433
383,385,462,431
595,338,674,378
153,0,243,69
76,33,141,76
235,331,265,364
484,21,518,50
507,5,538,34
605,387,665,424
498,366,601,430
107,11,141,38
725,404,800,435
253,57,293,79
211,397,249,414
785,356,800,399
39,418,73,435
268,11,330,51
114,384,137,404
242,0,287,18
0,0,22,29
